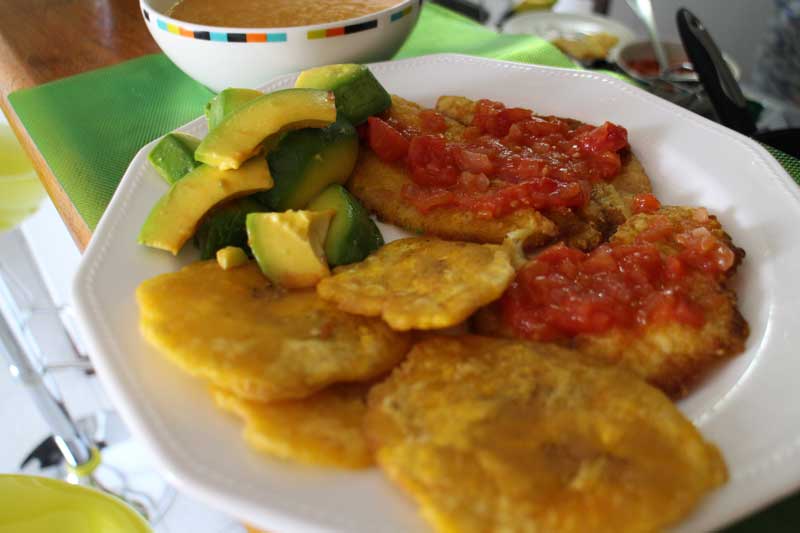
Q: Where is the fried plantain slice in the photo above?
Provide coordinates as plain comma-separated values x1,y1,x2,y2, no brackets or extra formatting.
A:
474,206,748,396
365,335,728,533
316,237,515,331
212,383,373,468
348,149,559,248
137,260,411,401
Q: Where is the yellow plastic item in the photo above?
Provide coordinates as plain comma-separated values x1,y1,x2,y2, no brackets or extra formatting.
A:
0,474,152,533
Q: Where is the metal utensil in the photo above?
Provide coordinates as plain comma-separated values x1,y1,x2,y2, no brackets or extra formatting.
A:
624,0,670,75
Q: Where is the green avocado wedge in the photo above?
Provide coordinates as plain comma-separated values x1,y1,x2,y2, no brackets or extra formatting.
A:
147,132,201,185
295,64,391,125
195,88,337,170
307,184,383,266
204,88,262,131
138,158,273,255
246,210,335,289
259,118,358,211
193,196,263,260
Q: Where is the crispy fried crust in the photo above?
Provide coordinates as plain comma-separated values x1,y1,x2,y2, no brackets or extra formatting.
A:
348,95,650,250
612,205,745,275
212,383,373,468
365,335,728,533
137,260,411,402
474,207,749,396
317,237,515,331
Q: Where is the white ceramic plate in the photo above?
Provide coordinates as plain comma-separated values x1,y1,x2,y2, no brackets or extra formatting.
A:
74,54,800,533
501,12,637,58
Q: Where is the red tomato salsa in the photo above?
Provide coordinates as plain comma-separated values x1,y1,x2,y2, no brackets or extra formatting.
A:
366,99,630,219
501,210,736,341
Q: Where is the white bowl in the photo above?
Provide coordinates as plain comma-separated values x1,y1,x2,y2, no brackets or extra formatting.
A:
140,0,420,92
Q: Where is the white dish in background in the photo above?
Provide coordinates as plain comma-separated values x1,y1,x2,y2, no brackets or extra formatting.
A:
74,54,800,533
500,11,638,57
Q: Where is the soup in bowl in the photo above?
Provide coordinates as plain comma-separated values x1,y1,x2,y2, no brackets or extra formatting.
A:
140,0,420,92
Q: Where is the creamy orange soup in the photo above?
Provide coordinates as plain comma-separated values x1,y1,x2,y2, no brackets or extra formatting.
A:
168,0,401,27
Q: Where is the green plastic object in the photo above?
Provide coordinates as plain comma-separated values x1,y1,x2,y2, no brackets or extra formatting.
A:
0,474,152,533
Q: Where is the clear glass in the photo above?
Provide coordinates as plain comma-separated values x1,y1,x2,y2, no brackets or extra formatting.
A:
0,122,45,231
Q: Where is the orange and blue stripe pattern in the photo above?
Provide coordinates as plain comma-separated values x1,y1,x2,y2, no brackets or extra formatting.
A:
306,19,378,40
144,9,287,42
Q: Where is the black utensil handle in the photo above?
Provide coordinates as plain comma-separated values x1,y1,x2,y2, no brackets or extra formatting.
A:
677,8,757,136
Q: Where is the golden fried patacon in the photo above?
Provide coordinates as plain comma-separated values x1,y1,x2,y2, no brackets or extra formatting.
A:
475,206,748,396
349,95,651,250
365,335,728,533
348,150,559,248
137,260,410,401
316,237,515,331
212,383,372,468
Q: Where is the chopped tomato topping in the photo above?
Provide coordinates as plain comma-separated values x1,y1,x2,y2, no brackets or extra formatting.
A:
367,117,409,162
419,109,448,133
575,121,629,154
407,135,460,187
501,211,735,340
368,98,630,219
632,193,662,214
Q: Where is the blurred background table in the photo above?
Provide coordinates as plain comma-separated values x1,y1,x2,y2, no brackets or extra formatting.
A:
0,0,159,249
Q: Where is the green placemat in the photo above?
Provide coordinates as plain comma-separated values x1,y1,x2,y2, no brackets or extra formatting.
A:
8,54,213,229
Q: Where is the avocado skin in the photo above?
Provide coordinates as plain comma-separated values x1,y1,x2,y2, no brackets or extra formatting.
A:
205,88,262,131
307,184,383,266
194,197,263,260
259,118,358,211
295,64,391,125
148,133,201,185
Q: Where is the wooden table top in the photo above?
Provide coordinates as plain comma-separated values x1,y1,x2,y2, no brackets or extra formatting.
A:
0,0,160,250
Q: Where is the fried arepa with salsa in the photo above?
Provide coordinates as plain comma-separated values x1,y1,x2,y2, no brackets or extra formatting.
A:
348,95,651,251
475,206,748,396
316,237,515,331
364,335,727,533
137,260,410,402
212,383,373,468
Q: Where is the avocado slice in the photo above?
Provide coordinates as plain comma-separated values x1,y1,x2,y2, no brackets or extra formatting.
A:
307,184,383,266
195,88,337,170
216,246,249,270
295,64,391,125
205,88,262,131
138,158,273,255
148,132,202,185
246,210,335,288
259,118,358,211
193,196,263,260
